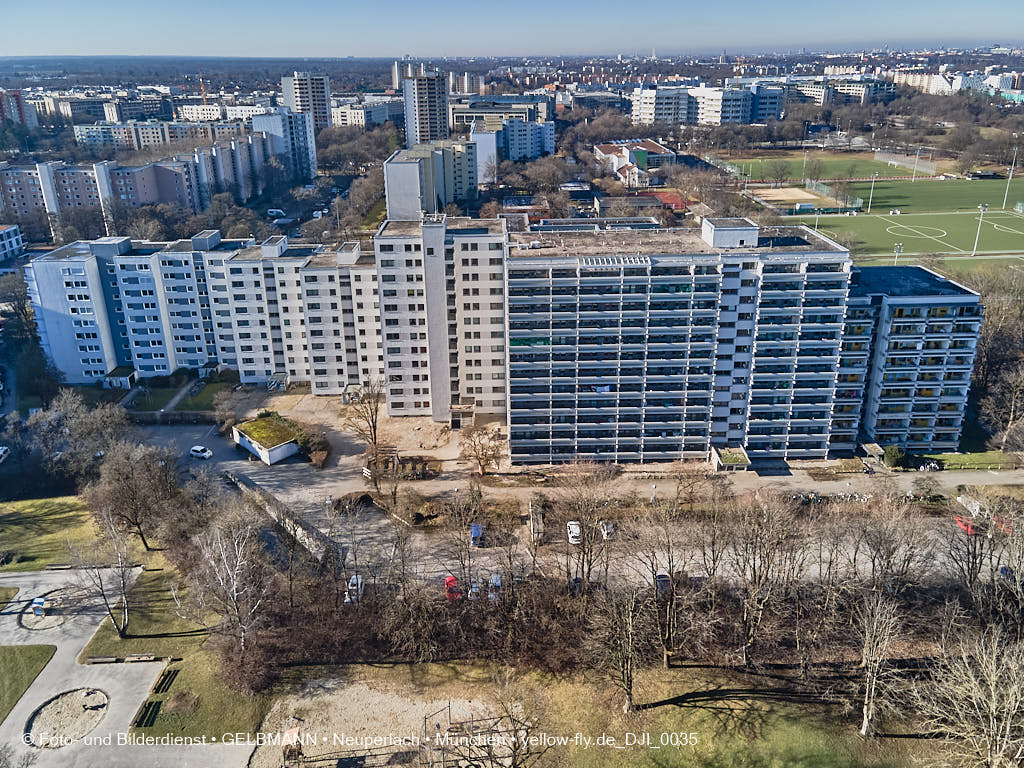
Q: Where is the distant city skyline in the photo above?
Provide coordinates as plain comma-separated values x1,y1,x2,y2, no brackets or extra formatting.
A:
2,0,1022,58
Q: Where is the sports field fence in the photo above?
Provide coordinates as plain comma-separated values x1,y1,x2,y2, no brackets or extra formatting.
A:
874,150,938,176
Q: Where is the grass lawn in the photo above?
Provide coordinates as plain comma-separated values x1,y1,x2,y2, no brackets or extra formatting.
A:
175,381,231,412
0,645,56,726
71,385,126,407
725,150,914,181
132,387,179,412
0,587,17,610
847,178,1024,214
920,450,1019,470
794,209,1024,255
0,496,98,572
79,555,269,738
338,663,926,768
360,198,386,228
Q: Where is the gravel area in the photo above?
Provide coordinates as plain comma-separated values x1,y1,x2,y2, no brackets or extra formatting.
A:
27,688,109,748
250,678,492,768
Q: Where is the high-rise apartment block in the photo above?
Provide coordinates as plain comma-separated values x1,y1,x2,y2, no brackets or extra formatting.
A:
27,218,980,461
281,72,332,133
469,119,555,184
73,120,249,151
383,140,477,219
251,109,318,181
403,74,450,147
0,133,276,238
0,90,38,128
0,224,24,261
448,72,483,94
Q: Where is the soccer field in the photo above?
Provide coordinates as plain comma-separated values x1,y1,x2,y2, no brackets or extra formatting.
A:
848,178,1024,213
725,150,914,180
792,209,1024,256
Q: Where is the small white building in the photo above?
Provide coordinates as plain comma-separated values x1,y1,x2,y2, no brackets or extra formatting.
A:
232,417,301,465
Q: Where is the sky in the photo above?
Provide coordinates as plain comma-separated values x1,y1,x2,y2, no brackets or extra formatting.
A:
2,0,1023,58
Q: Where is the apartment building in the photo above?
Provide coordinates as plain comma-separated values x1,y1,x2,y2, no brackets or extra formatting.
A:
73,120,249,151
449,97,552,131
630,84,787,126
403,73,450,147
103,97,172,122
281,72,332,132
383,140,478,219
330,102,391,129
0,224,24,261
448,72,483,95
27,218,981,463
0,90,38,128
0,134,276,237
251,109,318,181
504,219,980,464
374,217,507,424
469,119,555,183
845,267,981,453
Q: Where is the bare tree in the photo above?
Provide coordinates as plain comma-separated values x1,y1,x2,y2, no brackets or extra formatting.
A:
980,363,1024,451
586,587,654,712
765,158,791,187
74,507,135,639
855,591,901,737
0,744,36,768
556,464,617,587
805,157,825,182
181,508,272,659
727,494,806,666
84,442,179,551
344,376,384,454
460,424,505,476
913,628,1024,768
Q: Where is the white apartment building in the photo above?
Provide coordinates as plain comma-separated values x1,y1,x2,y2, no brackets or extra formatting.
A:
469,119,555,184
281,72,332,133
403,74,450,147
631,84,785,126
251,109,318,181
0,224,24,261
374,217,507,425
383,140,477,219
27,219,981,462
73,120,249,151
331,102,387,129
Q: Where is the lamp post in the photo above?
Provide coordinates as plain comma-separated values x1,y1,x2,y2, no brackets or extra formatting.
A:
1003,136,1018,210
972,203,989,257
911,147,922,182
867,172,879,213
893,242,903,266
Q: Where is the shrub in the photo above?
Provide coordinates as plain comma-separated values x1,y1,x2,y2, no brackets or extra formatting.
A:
883,444,908,468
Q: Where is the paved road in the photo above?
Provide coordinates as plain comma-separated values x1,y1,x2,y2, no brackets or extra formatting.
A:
0,570,252,768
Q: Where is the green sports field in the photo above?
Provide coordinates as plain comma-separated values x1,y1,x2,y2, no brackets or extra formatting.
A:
848,178,1024,213
726,150,915,181
793,209,1024,256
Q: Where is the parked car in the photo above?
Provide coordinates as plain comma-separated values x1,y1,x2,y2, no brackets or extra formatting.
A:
189,445,213,459
953,516,978,535
312,210,323,219
598,520,615,540
344,574,364,603
487,573,502,600
566,520,583,545
467,580,481,600
470,523,483,548
444,575,461,601
266,208,285,218
654,573,672,599
0,446,10,464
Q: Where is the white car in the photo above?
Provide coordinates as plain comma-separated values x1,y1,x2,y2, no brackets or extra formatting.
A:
344,574,364,603
599,520,616,540
0,446,10,464
566,520,583,545
189,445,213,459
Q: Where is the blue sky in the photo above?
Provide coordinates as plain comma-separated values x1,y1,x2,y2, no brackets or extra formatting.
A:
2,0,1022,57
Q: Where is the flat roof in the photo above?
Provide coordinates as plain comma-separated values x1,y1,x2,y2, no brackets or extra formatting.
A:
508,225,846,258
851,266,978,299
378,217,504,238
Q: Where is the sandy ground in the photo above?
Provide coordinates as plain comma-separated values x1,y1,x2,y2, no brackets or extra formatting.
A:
19,586,90,631
27,688,109,748
250,678,493,768
754,186,831,204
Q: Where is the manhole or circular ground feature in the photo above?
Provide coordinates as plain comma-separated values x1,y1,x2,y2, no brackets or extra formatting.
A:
25,688,109,748
18,586,88,631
